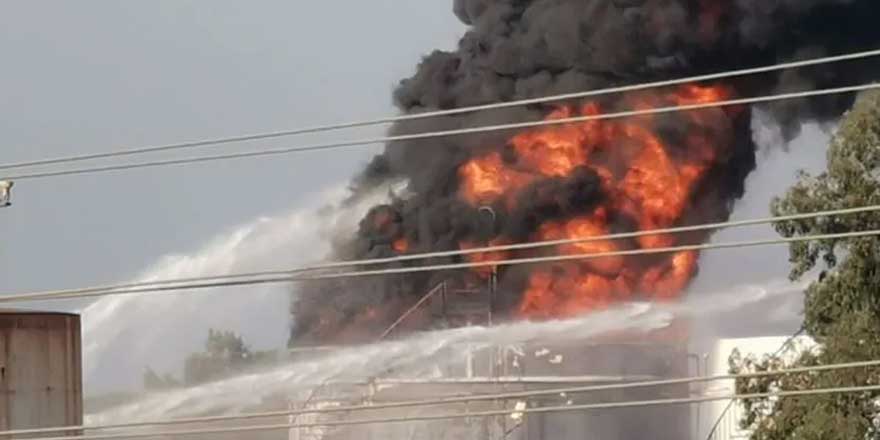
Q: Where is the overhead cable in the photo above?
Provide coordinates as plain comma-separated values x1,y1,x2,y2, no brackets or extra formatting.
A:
704,326,807,440
2,228,877,304
5,83,880,181
7,359,879,438
3,48,879,172
30,384,880,440
7,204,874,303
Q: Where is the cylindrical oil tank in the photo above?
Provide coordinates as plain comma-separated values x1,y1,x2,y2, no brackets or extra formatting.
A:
0,309,82,435
513,340,692,440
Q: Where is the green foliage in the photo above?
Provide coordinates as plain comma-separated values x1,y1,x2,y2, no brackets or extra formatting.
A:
143,329,277,390
142,366,181,391
184,329,249,385
184,329,276,385
730,90,880,440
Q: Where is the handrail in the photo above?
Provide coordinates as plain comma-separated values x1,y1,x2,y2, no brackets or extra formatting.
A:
704,327,805,440
379,283,446,340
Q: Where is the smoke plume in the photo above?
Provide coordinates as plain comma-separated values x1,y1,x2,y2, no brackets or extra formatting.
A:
290,0,880,346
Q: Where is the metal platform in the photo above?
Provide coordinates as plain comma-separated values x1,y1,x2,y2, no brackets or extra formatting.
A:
278,278,693,440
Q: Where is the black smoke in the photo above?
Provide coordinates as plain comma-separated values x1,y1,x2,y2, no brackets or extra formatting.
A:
289,0,880,346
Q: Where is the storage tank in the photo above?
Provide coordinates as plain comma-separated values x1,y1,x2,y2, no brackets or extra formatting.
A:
702,336,815,440
504,339,691,440
0,309,82,435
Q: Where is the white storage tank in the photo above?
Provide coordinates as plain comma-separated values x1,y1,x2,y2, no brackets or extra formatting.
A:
701,336,815,440
0,309,82,435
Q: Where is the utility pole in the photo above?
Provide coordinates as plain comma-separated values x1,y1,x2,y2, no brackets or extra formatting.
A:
0,180,12,207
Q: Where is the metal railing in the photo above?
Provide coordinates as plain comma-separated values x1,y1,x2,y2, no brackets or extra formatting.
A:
379,283,447,340
706,399,748,440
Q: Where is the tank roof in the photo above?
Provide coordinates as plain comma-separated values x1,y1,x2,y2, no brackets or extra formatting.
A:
0,307,79,317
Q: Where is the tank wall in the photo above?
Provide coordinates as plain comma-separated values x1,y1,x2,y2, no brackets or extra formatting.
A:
515,342,692,440
515,342,688,376
0,313,82,433
519,386,692,440
361,341,693,439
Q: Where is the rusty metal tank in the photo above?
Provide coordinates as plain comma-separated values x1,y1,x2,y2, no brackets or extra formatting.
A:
0,309,82,434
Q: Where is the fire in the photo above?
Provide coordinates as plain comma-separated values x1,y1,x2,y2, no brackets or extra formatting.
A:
640,251,699,299
535,209,624,275
458,104,607,205
511,104,602,177
392,238,409,253
519,264,630,319
456,84,732,318
459,239,508,278
672,83,731,106
619,124,697,248
458,152,535,206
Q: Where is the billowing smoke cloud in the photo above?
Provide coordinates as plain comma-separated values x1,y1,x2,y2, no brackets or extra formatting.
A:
290,0,880,346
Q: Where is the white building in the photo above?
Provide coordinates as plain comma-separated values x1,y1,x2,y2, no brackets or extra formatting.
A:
697,336,816,440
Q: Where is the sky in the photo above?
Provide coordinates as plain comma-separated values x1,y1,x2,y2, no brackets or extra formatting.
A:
0,1,463,294
0,2,833,393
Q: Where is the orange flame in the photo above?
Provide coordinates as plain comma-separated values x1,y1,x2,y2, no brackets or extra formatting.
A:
392,238,409,253
456,84,733,318
535,209,624,275
458,152,535,206
511,104,602,177
459,239,508,278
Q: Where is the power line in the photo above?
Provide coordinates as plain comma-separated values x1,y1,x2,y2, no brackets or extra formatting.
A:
5,83,880,181
216,205,880,273
290,230,880,280
704,326,806,440
7,204,873,303
3,228,877,304
8,359,878,438
31,384,880,440
3,48,879,173
290,284,432,433
379,283,445,340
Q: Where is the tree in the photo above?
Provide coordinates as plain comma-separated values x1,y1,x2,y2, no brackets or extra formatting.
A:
184,329,276,385
184,329,250,385
731,90,880,439
141,330,277,390
143,366,180,391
